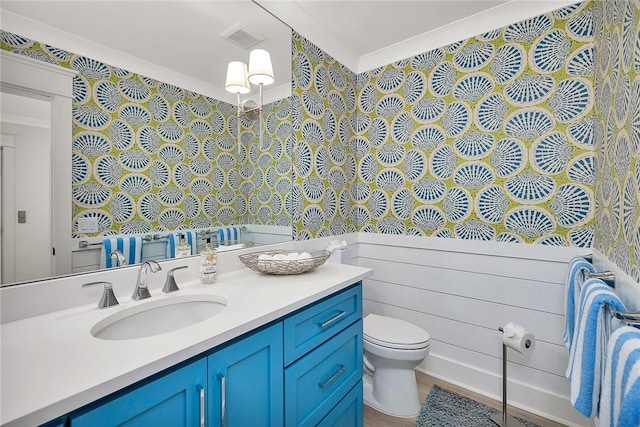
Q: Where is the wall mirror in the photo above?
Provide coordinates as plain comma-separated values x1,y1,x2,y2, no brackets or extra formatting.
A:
0,0,293,286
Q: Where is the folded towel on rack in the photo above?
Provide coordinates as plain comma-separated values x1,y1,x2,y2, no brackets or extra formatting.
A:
166,231,199,258
101,236,143,268
600,326,640,427
564,256,596,350
218,226,241,245
566,279,627,418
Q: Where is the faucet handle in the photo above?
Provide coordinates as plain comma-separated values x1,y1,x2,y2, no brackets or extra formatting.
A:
163,266,188,293
83,281,119,309
109,250,126,268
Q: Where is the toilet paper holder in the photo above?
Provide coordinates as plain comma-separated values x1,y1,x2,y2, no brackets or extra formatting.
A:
491,326,534,427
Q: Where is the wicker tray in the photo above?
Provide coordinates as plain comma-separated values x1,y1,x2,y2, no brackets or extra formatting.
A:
238,250,331,275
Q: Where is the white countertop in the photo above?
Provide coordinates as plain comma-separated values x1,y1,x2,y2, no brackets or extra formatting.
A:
0,262,372,427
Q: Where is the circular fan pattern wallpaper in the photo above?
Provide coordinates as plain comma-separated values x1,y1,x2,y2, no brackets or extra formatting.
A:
592,0,640,281
0,31,293,236
5,0,630,256
292,2,596,245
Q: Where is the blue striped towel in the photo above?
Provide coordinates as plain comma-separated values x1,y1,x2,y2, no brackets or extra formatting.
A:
600,326,640,427
566,279,627,418
218,226,241,245
564,257,596,350
102,236,143,268
166,231,199,258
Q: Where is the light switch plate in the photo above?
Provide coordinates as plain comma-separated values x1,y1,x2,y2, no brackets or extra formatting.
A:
78,217,98,233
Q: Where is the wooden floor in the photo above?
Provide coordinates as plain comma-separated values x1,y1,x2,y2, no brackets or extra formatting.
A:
363,371,567,427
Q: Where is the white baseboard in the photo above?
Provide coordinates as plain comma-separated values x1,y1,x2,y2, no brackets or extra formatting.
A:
418,353,595,427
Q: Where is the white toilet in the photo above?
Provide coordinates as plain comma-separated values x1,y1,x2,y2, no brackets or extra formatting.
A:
362,313,431,418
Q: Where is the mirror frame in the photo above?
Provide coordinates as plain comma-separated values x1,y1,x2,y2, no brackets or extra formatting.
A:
1,50,77,280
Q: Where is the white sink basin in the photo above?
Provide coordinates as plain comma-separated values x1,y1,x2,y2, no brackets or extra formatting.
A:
91,294,228,340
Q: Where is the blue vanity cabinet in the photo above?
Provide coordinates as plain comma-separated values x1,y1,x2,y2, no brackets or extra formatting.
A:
60,283,362,427
283,283,363,426
207,322,283,427
71,358,207,427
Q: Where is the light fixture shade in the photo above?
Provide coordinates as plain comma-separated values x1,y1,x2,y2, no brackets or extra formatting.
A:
248,49,274,86
225,61,250,94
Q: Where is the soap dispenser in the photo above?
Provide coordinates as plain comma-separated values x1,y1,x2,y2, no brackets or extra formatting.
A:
175,233,191,258
200,238,217,284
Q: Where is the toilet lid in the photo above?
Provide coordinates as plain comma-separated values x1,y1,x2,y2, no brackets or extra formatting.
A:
363,313,430,350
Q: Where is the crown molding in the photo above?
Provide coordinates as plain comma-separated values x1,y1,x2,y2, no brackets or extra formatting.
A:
254,0,361,71
1,10,239,104
2,1,580,103
357,0,581,73
257,0,581,75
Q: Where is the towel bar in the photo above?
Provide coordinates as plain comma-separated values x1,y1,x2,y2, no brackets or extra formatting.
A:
621,320,640,328
587,271,615,288
610,308,640,330
611,307,640,322
78,234,154,248
77,226,248,249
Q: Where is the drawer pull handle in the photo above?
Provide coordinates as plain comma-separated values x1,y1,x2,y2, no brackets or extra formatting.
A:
319,364,347,389
217,374,226,426
318,310,346,328
198,385,205,427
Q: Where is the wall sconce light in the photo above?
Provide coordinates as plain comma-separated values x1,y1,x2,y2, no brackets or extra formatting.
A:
225,49,274,152
248,48,274,147
225,61,250,153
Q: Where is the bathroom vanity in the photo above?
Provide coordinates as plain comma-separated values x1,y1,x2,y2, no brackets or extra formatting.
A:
0,262,371,427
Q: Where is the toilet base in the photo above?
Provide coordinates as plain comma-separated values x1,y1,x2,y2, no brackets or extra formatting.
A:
363,370,421,418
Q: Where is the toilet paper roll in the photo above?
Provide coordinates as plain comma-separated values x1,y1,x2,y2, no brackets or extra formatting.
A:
501,323,535,355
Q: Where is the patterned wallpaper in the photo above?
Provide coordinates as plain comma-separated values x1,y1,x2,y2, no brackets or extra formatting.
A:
291,31,359,240
293,2,596,245
2,1,607,248
238,98,293,227
0,30,292,237
592,0,640,281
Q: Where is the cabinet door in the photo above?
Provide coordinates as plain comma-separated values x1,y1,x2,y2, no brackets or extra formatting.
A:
72,359,207,427
208,322,283,427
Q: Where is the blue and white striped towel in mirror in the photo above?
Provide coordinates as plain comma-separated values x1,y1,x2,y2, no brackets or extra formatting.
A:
218,227,242,245
101,236,143,268
166,231,199,258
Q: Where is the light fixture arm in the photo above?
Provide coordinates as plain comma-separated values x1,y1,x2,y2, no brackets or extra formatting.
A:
258,82,263,148
237,92,241,154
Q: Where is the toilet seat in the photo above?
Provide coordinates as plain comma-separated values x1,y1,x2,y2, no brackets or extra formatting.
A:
364,313,430,350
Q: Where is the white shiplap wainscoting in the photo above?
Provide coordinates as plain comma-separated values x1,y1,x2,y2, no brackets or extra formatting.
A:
354,233,593,427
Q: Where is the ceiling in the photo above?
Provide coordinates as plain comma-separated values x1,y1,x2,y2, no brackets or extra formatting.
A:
0,0,579,104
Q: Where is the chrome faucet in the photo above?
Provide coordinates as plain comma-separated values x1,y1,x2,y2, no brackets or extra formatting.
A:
132,260,162,301
163,266,188,293
110,250,126,267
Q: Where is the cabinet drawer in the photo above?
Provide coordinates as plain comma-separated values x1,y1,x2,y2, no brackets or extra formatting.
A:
284,283,361,365
317,380,363,427
284,320,363,427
